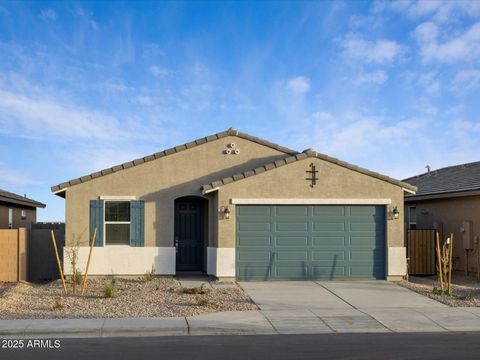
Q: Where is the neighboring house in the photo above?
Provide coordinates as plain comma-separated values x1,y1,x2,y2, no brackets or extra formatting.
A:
404,162,480,275
51,128,416,281
0,188,46,229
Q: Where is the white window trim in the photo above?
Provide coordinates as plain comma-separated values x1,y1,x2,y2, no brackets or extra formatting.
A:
230,198,392,205
408,205,417,230
100,195,137,200
104,200,131,246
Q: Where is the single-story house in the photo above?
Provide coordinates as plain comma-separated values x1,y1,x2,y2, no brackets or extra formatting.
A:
0,188,46,229
404,161,480,275
51,128,416,281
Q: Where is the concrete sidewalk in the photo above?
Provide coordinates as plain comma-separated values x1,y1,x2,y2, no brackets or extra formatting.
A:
2,307,480,338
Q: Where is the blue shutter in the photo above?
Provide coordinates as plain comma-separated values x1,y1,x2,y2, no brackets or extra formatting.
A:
89,200,104,246
130,200,145,247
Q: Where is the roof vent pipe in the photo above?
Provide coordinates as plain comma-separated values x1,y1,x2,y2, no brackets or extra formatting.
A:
426,165,431,175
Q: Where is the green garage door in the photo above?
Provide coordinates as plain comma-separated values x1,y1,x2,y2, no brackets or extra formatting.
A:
236,205,385,280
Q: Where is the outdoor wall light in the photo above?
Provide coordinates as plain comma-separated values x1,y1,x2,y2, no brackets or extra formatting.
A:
391,206,400,220
223,206,231,220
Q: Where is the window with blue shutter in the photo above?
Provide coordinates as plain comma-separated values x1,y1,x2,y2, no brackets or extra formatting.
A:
89,200,104,246
130,200,145,247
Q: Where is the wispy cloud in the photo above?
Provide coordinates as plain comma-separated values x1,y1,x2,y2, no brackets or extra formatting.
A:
339,34,405,63
353,70,388,85
39,9,57,21
375,0,480,23
0,89,128,141
452,69,480,93
414,21,480,63
286,76,310,93
148,65,175,78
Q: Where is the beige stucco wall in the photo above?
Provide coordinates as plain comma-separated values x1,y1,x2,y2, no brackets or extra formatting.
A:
408,195,480,273
216,156,405,249
65,136,287,247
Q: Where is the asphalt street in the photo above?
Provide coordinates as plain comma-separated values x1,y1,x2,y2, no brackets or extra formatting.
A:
2,332,480,360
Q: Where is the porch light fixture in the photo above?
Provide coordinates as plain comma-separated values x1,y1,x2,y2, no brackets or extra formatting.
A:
223,207,231,220
391,206,400,220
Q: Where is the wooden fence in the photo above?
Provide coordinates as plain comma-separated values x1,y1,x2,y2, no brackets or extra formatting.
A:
407,229,436,276
0,228,27,282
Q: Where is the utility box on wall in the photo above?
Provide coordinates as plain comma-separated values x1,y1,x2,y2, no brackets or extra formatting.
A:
462,220,473,250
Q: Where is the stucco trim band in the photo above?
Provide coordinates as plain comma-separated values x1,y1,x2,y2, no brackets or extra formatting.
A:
230,198,392,205
63,246,175,275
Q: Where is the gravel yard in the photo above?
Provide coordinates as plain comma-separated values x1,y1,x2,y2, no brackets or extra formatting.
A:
400,274,480,307
0,277,257,319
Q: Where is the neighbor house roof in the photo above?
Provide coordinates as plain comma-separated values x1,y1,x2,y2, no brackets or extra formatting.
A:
51,128,297,195
202,148,418,194
0,188,46,208
403,160,480,201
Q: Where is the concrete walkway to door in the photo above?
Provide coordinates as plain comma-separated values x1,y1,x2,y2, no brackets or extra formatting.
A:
239,281,480,333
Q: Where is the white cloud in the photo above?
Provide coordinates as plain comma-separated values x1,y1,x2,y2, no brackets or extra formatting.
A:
452,69,480,92
417,72,440,94
414,22,480,63
377,0,480,23
339,34,405,63
0,90,128,141
353,70,388,85
286,76,311,93
148,65,175,78
39,9,57,21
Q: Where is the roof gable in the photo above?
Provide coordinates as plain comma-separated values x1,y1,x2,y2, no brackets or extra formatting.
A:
51,128,297,194
202,149,417,193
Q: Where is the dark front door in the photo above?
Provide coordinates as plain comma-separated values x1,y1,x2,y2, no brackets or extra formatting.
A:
175,197,206,271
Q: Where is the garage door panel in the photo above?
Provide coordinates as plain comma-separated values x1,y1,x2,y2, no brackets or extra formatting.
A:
238,222,271,232
312,251,345,261
275,266,308,278
237,205,385,280
275,206,308,217
312,206,346,216
276,223,308,231
237,250,271,261
237,236,271,246
275,251,309,261
276,236,308,246
312,236,346,246
237,206,271,216
311,266,346,278
312,222,346,232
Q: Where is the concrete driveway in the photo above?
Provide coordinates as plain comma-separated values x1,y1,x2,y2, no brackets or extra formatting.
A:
237,281,480,333
239,281,446,310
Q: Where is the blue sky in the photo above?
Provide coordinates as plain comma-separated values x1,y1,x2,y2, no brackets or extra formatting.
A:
1,0,479,221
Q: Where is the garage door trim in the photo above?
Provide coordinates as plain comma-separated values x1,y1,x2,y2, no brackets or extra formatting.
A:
231,198,392,205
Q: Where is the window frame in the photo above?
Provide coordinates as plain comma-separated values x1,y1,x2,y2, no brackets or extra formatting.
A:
21,209,27,220
103,200,131,246
8,208,13,229
408,205,417,230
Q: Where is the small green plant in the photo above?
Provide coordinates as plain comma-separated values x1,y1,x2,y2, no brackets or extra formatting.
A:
144,265,155,282
53,298,64,310
432,287,470,300
73,268,83,286
182,284,209,295
104,277,116,298
432,287,447,296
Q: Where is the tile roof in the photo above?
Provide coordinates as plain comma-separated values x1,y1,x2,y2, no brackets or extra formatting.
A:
51,128,297,193
202,148,417,193
0,188,46,208
403,161,480,198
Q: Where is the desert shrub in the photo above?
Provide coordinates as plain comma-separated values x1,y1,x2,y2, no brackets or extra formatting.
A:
53,298,64,310
104,278,116,298
144,265,155,282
